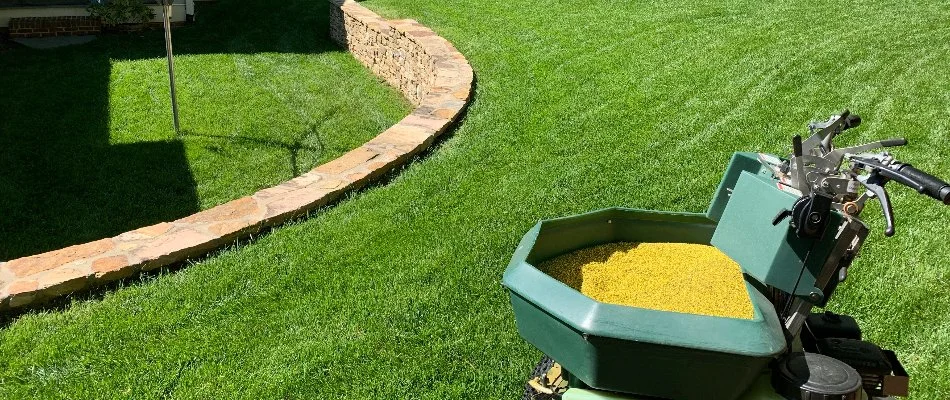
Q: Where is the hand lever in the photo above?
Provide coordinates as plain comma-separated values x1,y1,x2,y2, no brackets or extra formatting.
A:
851,156,926,193
820,111,861,152
857,173,896,236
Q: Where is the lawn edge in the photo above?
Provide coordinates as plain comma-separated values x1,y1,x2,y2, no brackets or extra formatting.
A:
0,0,474,313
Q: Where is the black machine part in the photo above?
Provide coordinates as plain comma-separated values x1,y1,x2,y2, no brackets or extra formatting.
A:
772,352,863,400
801,311,911,398
817,338,892,376
805,311,862,341
815,338,909,397
771,192,834,239
792,193,833,239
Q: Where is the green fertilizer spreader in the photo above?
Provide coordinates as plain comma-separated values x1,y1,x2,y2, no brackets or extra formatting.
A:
503,111,950,400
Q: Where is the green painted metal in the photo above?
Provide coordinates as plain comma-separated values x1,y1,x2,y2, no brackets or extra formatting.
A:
711,170,843,298
503,208,786,400
706,152,772,222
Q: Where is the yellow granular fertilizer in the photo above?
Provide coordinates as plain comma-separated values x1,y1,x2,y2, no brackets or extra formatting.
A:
539,242,754,319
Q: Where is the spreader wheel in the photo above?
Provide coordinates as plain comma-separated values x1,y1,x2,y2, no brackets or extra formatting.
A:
522,355,568,400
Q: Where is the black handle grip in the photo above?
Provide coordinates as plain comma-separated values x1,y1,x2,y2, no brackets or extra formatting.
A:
896,164,950,205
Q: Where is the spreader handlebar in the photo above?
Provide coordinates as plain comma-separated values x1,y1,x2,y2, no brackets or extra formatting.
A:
787,112,950,237
895,164,950,205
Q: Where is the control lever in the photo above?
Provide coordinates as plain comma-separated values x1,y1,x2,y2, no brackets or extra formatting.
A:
803,110,862,155
856,172,896,237
819,113,861,152
815,138,907,171
851,156,926,193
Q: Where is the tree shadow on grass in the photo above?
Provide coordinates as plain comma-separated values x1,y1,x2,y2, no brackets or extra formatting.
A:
0,0,345,260
180,123,327,178
0,81,475,326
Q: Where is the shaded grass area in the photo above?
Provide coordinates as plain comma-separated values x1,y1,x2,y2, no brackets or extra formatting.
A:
2,0,950,399
0,0,410,260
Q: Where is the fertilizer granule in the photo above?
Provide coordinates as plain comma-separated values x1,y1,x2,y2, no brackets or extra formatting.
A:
539,242,754,319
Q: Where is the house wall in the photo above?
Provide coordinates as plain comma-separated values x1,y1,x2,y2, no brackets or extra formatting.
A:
0,1,191,28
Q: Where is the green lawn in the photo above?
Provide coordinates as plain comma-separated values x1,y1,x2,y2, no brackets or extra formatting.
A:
0,0,410,260
3,0,950,399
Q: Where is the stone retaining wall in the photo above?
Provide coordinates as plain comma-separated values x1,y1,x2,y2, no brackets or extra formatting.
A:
0,0,473,312
329,2,434,106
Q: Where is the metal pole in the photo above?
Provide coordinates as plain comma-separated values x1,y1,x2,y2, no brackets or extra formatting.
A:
161,0,180,133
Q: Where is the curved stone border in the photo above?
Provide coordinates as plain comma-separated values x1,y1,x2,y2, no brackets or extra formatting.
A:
0,0,473,312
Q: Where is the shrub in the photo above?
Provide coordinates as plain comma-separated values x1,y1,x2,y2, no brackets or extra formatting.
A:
88,0,155,26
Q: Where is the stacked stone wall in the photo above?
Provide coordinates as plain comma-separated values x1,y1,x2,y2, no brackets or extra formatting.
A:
329,2,436,106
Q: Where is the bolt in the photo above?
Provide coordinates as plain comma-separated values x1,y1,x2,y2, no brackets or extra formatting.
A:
809,292,822,302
